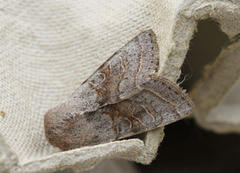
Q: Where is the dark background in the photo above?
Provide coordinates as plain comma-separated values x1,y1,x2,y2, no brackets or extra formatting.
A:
137,20,240,173
137,119,240,173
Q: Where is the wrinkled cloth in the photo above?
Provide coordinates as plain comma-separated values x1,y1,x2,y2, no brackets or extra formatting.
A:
0,0,240,172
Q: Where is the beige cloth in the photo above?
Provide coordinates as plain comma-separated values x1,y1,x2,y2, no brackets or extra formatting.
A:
0,0,240,172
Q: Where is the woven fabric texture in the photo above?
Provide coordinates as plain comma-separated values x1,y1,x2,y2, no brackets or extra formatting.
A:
0,0,240,172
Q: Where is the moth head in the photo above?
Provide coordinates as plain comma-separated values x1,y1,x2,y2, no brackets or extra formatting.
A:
44,101,114,151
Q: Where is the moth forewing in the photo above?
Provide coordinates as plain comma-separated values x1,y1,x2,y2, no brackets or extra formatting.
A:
44,30,194,151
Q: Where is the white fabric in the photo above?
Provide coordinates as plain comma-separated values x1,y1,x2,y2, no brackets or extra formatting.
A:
207,78,240,125
192,41,240,133
0,0,240,172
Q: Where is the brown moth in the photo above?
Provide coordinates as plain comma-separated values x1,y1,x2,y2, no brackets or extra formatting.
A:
44,30,194,151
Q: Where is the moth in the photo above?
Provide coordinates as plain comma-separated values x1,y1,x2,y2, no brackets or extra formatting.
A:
44,30,194,151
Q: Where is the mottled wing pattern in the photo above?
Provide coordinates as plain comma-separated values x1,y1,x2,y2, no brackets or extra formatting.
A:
115,75,194,139
71,30,159,112
76,75,194,147
44,30,194,151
